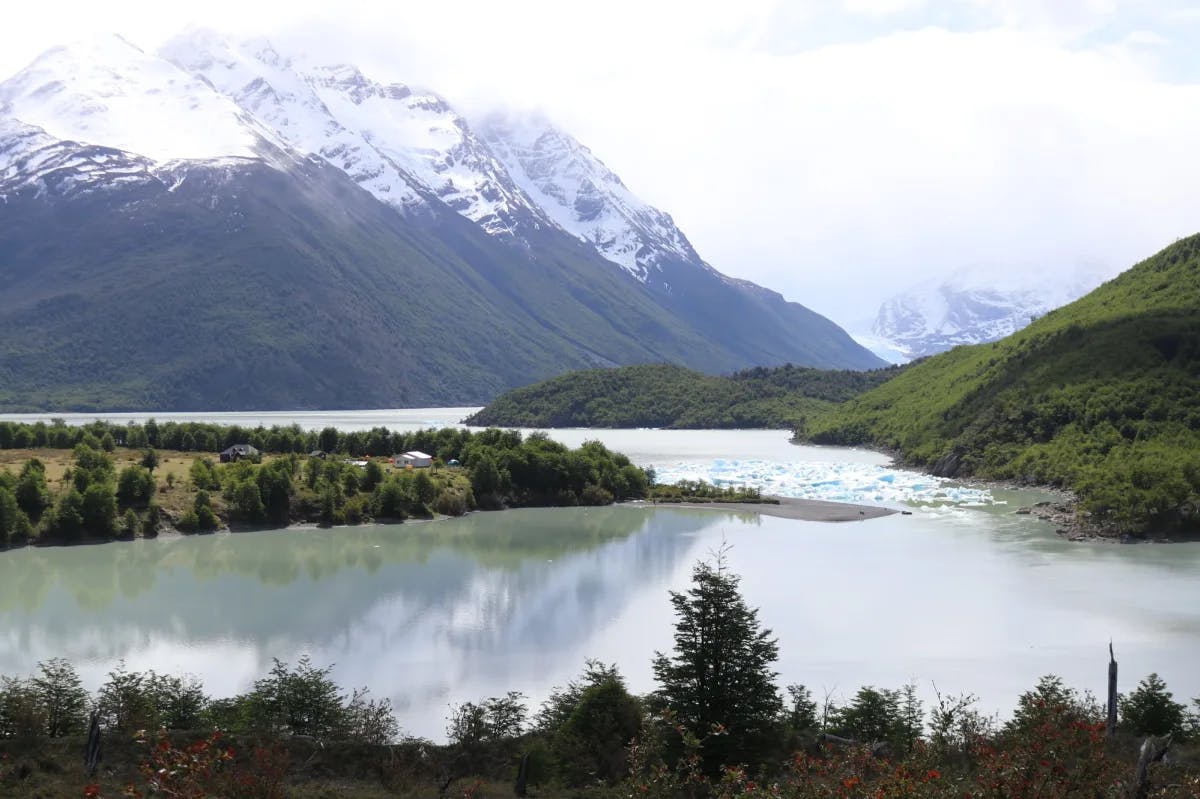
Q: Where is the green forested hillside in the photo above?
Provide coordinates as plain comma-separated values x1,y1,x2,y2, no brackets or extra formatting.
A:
465,363,906,428
0,151,879,413
808,234,1200,534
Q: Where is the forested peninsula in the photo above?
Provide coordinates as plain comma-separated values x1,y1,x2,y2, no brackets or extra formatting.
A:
0,420,658,546
0,419,776,548
807,234,1200,537
464,363,906,429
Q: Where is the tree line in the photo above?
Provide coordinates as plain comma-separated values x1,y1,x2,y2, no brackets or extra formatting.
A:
0,428,652,546
0,418,490,459
465,362,907,430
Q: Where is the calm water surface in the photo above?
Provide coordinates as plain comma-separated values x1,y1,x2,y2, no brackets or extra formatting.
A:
0,410,1197,739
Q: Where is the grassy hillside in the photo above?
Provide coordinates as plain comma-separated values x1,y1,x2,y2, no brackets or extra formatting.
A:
465,362,906,428
808,234,1200,534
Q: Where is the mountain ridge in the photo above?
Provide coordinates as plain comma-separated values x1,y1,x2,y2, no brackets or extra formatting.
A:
0,30,882,411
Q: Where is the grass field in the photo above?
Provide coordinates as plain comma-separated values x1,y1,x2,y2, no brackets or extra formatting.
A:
0,448,208,517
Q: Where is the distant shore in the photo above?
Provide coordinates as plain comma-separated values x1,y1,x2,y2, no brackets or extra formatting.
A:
630,496,897,523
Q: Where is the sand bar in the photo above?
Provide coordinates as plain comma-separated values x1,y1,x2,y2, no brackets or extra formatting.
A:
638,496,896,522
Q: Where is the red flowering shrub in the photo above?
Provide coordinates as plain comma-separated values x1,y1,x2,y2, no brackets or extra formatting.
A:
116,730,287,799
969,719,1124,798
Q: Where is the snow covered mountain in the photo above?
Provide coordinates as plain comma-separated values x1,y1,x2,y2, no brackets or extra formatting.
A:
0,30,883,410
158,29,723,284
479,112,709,283
0,34,283,164
159,28,560,234
0,118,154,197
866,266,1107,360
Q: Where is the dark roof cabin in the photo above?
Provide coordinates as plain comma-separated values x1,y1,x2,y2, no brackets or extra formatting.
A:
220,444,260,463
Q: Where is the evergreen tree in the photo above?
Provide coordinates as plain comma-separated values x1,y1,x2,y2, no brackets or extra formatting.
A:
192,490,220,531
81,482,118,537
116,465,155,507
652,548,782,771
246,656,348,738
32,658,89,737
15,459,51,518
0,487,17,547
52,489,86,541
1121,673,1188,738
140,448,159,472
318,427,340,454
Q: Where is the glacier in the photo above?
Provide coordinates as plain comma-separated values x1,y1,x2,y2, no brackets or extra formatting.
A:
866,263,1112,359
651,457,996,506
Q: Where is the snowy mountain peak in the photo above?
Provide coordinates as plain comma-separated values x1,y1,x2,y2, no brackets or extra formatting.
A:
479,111,702,281
0,33,278,164
159,29,428,211
2,29,723,277
160,29,553,227
4,29,783,293
294,71,549,234
867,265,1109,359
303,63,412,104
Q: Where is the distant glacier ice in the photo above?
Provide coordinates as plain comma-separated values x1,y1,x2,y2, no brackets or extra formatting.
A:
651,458,995,506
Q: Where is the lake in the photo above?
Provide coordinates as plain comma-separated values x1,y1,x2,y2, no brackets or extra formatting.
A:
1,409,1198,740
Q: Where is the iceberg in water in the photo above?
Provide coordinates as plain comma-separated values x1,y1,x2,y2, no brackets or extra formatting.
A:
651,459,994,506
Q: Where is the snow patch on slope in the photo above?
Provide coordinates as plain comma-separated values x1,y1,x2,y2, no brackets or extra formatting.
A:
479,112,705,281
300,62,546,233
159,29,426,210
0,117,157,197
0,34,277,163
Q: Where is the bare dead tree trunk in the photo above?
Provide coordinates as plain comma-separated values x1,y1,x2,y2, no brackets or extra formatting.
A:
514,752,530,797
1106,641,1118,739
1131,734,1171,799
83,712,101,777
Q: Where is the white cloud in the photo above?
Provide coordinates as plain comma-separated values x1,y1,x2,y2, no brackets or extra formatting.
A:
961,0,1121,34
842,0,929,18
1122,29,1170,46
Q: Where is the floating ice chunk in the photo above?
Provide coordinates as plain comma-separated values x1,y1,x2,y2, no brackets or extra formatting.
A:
652,459,995,506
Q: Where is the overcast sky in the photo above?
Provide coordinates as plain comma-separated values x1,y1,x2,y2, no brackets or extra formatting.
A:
3,0,1200,328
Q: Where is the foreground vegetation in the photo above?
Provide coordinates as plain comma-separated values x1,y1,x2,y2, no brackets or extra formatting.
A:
464,363,906,429
806,234,1200,537
1,556,1197,798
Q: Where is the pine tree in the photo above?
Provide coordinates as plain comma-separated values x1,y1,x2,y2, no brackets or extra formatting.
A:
1120,673,1188,737
652,547,782,771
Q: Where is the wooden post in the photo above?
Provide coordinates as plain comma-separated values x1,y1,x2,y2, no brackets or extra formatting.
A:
1106,642,1118,739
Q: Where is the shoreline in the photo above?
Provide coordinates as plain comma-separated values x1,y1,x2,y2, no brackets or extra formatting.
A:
627,496,897,522
8,496,900,553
